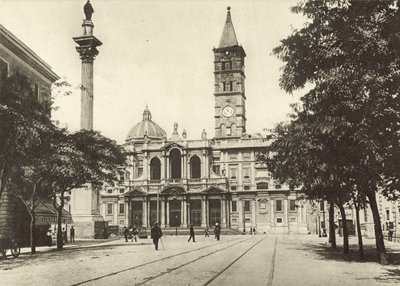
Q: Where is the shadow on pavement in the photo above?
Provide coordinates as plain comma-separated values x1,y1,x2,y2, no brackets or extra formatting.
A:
283,238,400,283
0,240,152,271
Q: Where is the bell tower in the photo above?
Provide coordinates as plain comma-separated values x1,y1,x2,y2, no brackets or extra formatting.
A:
213,7,246,139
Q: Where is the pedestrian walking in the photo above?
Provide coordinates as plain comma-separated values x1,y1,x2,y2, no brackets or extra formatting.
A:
123,226,129,242
151,222,162,250
214,222,221,241
205,226,209,237
62,228,68,243
70,226,75,243
46,229,52,247
132,225,138,242
188,224,196,242
253,227,256,235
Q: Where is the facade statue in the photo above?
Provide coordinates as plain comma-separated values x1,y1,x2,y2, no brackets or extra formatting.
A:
84,0,94,21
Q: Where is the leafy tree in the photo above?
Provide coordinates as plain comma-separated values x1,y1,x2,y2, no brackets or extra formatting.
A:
0,72,53,253
272,0,400,263
49,129,125,250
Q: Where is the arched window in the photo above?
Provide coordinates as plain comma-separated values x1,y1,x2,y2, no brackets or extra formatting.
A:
170,149,181,179
190,156,201,179
150,157,161,180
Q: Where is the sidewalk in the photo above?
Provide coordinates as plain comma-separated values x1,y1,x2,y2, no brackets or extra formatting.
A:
17,237,121,256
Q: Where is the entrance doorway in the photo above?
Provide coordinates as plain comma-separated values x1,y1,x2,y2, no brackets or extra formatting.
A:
190,200,201,226
169,200,181,227
209,199,221,227
131,201,143,228
150,201,161,227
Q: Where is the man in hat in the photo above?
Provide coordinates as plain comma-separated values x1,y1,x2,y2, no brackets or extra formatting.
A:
188,224,195,242
150,222,162,250
214,222,221,241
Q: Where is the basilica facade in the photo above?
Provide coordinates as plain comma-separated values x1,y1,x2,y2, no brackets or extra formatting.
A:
100,8,314,234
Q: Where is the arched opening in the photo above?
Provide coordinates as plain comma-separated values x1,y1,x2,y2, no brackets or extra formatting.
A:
190,156,201,179
170,149,181,179
150,157,161,180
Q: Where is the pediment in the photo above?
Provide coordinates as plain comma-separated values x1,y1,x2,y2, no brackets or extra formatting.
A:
125,188,146,197
162,142,185,151
203,186,226,194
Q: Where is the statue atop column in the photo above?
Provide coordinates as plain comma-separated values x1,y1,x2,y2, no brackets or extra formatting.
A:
84,0,94,21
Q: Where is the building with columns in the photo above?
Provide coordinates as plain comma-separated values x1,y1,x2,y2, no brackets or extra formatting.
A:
99,8,315,235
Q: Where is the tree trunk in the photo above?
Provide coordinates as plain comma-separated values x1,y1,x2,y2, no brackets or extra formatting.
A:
337,203,349,254
53,191,65,250
367,191,387,264
29,211,36,254
328,200,336,249
353,199,364,260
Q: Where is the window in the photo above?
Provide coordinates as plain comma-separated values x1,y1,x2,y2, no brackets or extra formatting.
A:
119,220,125,225
243,167,250,179
244,185,250,191
364,207,368,223
229,167,237,179
229,152,238,160
225,61,231,70
107,203,113,215
244,201,250,212
190,156,201,178
257,183,269,190
170,149,182,179
232,201,237,212
138,168,143,177
226,127,231,136
212,165,220,175
230,82,233,91
320,201,325,211
290,217,296,222
290,200,296,212
119,203,125,214
275,184,282,189
277,218,283,223
119,171,125,183
119,189,125,194
107,189,113,194
386,209,390,220
150,157,161,180
231,186,237,191
276,200,282,212
242,152,251,160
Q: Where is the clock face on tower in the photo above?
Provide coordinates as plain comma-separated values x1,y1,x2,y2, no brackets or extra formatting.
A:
222,106,234,118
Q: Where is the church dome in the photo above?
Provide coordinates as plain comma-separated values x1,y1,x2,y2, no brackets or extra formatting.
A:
126,106,165,142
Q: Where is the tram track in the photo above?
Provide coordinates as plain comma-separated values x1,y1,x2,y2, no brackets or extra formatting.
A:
69,236,248,286
135,237,264,286
203,237,266,286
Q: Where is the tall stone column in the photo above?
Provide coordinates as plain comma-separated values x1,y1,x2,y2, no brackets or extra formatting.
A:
70,4,104,238
201,197,207,227
161,199,165,227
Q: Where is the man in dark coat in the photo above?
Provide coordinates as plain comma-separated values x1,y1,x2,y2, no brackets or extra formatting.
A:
188,224,195,242
123,227,129,242
70,226,75,243
214,222,221,241
151,222,162,250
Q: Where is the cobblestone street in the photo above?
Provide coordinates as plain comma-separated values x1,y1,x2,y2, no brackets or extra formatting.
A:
1,235,399,286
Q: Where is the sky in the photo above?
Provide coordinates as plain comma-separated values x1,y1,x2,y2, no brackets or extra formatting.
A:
0,0,308,143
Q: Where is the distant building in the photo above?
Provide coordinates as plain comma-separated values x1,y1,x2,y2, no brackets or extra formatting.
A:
100,8,316,235
0,24,60,244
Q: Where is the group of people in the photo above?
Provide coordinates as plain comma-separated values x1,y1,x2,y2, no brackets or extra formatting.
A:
123,221,228,251
46,226,75,247
123,225,139,242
